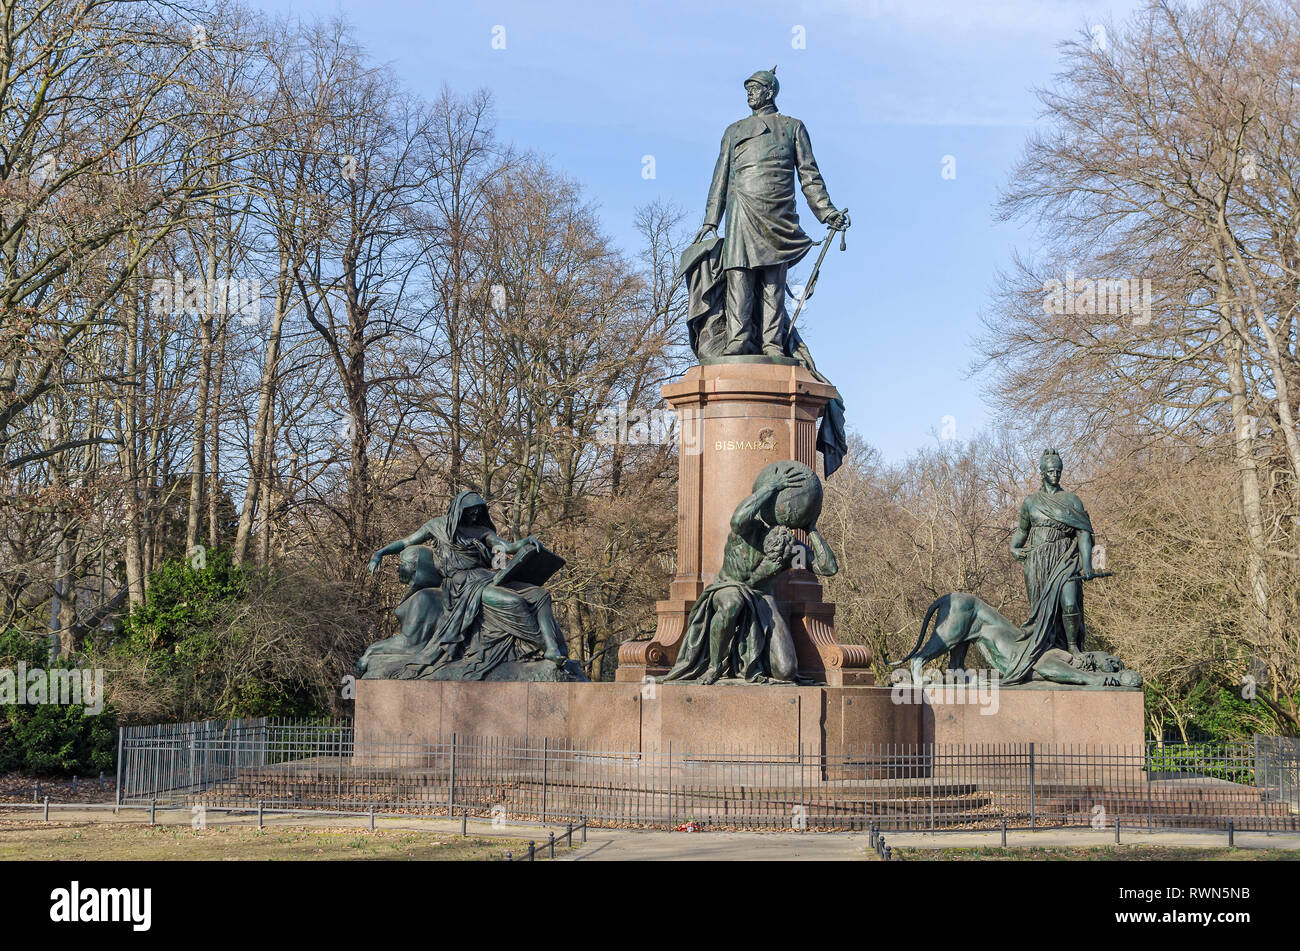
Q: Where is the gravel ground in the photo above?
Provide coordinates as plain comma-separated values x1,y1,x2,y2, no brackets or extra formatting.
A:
0,772,115,804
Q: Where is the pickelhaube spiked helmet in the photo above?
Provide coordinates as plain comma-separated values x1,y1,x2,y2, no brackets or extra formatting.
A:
745,66,779,97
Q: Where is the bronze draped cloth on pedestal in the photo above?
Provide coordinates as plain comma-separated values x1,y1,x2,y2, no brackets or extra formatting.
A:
661,580,792,684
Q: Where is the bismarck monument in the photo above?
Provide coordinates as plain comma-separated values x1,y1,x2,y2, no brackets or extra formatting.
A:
353,69,1144,755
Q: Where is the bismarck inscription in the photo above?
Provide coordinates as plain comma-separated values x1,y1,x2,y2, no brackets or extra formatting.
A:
716,427,778,452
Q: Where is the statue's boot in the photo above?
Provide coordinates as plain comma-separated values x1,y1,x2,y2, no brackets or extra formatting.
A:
1062,608,1084,656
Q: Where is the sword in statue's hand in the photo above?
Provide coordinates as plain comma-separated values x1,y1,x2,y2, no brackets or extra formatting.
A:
790,207,848,331
1066,570,1115,582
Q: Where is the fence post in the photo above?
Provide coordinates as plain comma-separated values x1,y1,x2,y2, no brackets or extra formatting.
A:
799,742,805,833
548,831,555,859
542,738,549,823
257,800,264,829
115,726,124,812
929,745,935,833
1145,743,1153,832
199,721,208,792
336,725,343,814
1028,742,1036,831
666,741,672,830
447,732,457,819
369,805,375,832
43,797,49,822
1228,819,1234,848
527,840,535,862
149,797,156,826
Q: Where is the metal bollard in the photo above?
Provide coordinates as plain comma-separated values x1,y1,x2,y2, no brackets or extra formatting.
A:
257,800,264,829
548,831,555,859
461,813,467,836
369,805,375,831
71,775,77,794
581,817,587,843
885,845,892,862
566,822,574,847
527,841,536,862
99,771,105,792
43,797,50,822
149,798,156,826
1001,819,1007,848
506,851,512,862
1115,818,1121,845
1228,820,1234,848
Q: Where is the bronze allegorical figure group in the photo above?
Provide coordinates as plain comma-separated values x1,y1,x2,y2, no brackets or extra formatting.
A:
354,71,1140,692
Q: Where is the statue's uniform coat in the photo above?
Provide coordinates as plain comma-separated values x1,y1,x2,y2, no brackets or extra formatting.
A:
704,106,837,271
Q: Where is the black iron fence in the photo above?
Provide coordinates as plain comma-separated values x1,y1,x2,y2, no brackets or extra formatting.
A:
115,718,1300,834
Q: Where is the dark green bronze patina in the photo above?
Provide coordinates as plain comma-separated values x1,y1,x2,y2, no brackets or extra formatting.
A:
360,492,587,682
679,68,850,475
355,546,445,679
1010,448,1096,659
892,450,1141,688
894,593,1140,688
661,460,837,685
689,67,849,356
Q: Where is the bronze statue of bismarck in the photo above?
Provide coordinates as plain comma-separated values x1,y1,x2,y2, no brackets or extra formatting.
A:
679,68,852,476
693,67,850,357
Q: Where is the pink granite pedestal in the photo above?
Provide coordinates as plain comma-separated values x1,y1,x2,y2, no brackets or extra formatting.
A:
355,679,1145,760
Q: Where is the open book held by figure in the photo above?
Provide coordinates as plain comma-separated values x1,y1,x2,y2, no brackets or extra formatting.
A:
359,492,587,683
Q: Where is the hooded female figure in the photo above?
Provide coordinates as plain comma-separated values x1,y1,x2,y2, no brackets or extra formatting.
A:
1008,450,1097,678
367,492,574,680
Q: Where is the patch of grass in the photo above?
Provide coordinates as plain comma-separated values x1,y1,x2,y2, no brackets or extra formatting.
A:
891,845,1300,861
0,821,537,861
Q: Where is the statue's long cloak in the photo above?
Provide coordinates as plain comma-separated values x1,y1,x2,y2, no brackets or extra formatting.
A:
704,105,836,271
1000,491,1094,683
402,492,498,671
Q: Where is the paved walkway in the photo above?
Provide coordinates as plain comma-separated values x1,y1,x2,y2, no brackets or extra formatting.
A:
562,826,1300,860
882,827,1300,851
565,829,873,861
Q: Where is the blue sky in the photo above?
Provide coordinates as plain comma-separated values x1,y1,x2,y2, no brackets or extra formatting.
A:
256,0,1144,460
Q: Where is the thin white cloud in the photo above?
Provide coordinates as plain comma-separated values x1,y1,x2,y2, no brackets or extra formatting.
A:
807,0,1145,37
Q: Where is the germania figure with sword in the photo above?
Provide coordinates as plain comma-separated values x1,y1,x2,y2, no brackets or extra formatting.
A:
1011,449,1108,659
